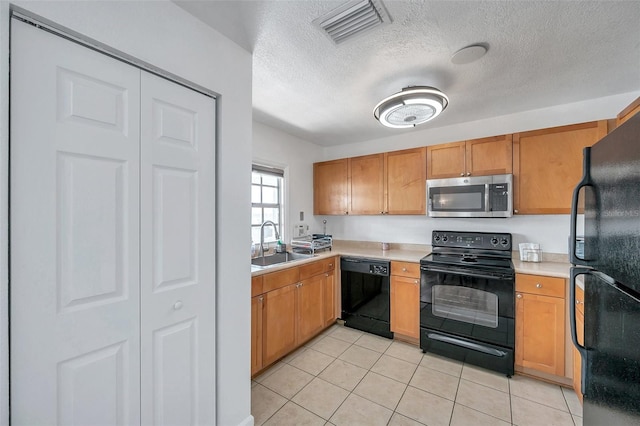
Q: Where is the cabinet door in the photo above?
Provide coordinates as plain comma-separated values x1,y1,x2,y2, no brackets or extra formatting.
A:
465,135,513,177
386,147,427,214
251,296,264,376
297,274,325,344
263,284,297,366
314,159,349,215
324,269,337,327
515,292,565,376
390,276,420,339
426,141,465,179
349,154,385,214
513,121,607,214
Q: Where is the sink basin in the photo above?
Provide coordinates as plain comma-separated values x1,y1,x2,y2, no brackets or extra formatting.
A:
251,252,314,267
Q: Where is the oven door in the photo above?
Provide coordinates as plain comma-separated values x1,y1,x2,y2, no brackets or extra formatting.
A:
420,264,514,349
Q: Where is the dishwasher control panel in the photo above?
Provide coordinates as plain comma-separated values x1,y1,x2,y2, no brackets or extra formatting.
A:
369,264,388,275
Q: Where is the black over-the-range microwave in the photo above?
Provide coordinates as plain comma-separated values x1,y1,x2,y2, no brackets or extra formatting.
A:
426,174,513,218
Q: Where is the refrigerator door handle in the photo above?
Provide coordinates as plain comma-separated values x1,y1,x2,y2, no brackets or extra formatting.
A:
570,267,589,395
570,147,595,265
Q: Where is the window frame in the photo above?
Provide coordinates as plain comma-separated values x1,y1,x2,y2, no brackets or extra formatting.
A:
251,164,285,246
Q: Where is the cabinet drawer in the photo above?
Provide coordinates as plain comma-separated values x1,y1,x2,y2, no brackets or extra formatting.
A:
575,285,585,316
299,257,336,280
391,261,420,278
516,274,565,298
252,275,264,297
263,267,300,293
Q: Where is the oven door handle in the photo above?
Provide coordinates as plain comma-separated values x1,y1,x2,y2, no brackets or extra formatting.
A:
420,265,513,281
427,333,508,358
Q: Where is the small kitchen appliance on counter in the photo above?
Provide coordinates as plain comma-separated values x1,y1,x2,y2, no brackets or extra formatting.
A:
420,230,515,376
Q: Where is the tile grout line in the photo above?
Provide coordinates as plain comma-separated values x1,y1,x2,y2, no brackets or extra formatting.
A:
447,364,463,426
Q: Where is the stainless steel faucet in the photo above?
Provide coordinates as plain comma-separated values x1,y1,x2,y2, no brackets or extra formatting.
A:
259,220,280,258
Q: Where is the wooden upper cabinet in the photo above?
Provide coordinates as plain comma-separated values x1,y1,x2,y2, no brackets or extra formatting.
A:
513,121,607,214
386,147,426,215
426,135,512,179
314,159,349,215
349,154,385,215
617,96,640,127
466,135,513,176
426,141,466,179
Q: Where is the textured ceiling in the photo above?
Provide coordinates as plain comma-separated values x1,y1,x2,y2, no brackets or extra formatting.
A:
175,0,640,146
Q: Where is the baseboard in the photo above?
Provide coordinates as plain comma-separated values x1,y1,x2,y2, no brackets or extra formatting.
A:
236,414,254,426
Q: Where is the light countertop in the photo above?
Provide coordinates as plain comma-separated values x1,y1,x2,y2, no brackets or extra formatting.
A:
251,240,574,279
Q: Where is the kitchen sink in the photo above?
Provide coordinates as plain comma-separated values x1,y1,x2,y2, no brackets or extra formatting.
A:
251,252,314,268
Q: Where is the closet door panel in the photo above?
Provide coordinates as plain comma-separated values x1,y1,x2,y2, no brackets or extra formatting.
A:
140,71,216,425
10,20,141,425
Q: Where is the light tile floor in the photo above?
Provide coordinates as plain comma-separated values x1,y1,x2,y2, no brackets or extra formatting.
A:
252,324,583,426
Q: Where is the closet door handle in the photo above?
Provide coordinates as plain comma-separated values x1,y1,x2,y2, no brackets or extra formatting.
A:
173,300,184,311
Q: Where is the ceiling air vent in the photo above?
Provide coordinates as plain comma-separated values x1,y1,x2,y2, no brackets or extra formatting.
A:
313,0,392,45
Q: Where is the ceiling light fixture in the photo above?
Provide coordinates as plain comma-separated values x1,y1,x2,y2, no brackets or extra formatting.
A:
373,86,449,128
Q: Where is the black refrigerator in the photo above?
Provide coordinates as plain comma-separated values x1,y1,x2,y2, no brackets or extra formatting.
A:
569,112,640,425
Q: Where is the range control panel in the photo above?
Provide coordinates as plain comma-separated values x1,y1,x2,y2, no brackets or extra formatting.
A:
432,231,512,251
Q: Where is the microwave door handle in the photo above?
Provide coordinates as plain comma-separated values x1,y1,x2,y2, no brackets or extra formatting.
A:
570,147,594,265
485,184,490,212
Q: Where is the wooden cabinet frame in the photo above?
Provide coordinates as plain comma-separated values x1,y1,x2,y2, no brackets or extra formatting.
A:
426,135,512,179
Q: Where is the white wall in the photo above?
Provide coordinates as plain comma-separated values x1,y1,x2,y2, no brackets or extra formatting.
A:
319,92,640,254
253,121,324,241
1,2,253,425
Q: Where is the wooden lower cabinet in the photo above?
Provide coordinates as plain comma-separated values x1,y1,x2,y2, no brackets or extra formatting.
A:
297,274,325,343
324,268,336,326
252,257,338,375
573,285,585,402
390,261,420,339
251,295,264,375
515,274,566,376
262,283,297,367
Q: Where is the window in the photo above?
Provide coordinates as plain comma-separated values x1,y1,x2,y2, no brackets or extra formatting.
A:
251,164,284,246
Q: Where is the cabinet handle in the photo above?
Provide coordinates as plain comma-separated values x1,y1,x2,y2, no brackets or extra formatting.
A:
296,282,302,288
460,172,464,176
258,296,264,303
576,299,583,305
466,172,471,176
414,280,419,285
173,300,184,310
380,211,384,214
516,294,523,299
329,263,333,268
345,211,349,215
402,267,407,272
536,283,542,288
514,209,519,214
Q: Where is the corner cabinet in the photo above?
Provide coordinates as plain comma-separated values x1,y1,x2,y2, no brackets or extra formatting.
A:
314,159,349,215
252,257,338,376
515,274,566,376
390,262,420,340
426,135,513,179
513,121,607,214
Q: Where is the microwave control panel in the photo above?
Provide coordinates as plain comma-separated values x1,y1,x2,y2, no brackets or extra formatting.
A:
432,231,512,251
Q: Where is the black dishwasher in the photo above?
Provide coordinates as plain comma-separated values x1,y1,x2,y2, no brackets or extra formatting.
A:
340,257,393,339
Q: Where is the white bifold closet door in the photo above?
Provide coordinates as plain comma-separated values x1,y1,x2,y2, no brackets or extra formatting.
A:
10,19,216,425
